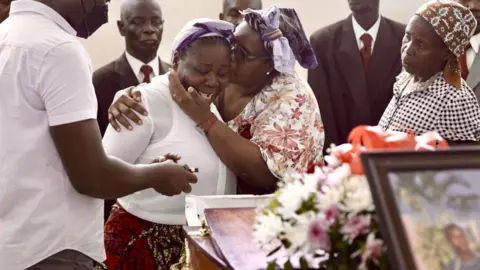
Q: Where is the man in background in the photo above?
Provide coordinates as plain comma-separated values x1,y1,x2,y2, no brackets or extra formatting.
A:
458,0,480,101
219,0,262,27
93,0,170,222
94,0,169,137
444,224,480,270
308,0,405,152
0,0,11,23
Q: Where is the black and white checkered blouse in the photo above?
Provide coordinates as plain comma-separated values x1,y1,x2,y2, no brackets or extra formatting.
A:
378,72,480,141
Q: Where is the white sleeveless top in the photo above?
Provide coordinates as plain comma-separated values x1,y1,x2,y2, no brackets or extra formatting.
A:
102,74,236,224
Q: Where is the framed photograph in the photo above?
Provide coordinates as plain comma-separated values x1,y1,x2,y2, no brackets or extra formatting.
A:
361,148,480,270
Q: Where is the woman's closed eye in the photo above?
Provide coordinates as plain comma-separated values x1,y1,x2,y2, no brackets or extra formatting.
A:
194,68,210,75
193,68,230,79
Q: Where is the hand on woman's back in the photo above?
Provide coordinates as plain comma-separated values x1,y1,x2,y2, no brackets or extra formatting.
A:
108,85,147,131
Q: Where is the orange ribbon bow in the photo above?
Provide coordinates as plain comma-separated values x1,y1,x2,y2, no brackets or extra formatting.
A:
329,126,449,175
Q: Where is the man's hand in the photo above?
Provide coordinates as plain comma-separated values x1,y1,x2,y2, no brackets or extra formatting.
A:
108,85,146,131
149,154,198,196
151,162,198,196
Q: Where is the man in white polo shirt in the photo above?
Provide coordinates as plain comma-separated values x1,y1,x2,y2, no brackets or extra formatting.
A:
0,0,197,269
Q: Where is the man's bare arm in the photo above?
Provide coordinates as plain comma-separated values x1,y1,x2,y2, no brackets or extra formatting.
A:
50,119,196,199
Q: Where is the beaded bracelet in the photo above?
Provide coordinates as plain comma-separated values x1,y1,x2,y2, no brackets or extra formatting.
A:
198,114,218,135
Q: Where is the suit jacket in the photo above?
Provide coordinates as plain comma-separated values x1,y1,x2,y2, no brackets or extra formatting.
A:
466,52,480,102
93,53,170,136
308,15,406,151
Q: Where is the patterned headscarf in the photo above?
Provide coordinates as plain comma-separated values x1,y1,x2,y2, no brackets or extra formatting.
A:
415,0,477,88
171,18,234,61
242,6,318,74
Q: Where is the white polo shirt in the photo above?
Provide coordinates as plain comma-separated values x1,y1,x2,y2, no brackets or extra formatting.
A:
0,1,105,269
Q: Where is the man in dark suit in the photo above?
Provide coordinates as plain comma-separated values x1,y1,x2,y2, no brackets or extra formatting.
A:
219,0,262,28
93,0,169,222
93,0,169,137
308,0,406,151
459,0,480,101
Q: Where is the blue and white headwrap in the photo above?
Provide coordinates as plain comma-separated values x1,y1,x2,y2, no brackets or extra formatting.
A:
171,18,234,61
243,6,318,74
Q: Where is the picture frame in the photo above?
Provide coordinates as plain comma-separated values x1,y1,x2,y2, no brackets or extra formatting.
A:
361,147,480,270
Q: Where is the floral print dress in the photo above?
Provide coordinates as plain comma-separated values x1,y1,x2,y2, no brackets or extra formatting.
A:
227,72,325,194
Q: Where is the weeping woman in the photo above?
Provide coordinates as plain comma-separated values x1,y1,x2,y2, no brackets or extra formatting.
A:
107,6,325,194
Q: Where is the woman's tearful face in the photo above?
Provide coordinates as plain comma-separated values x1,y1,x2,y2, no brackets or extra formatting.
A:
174,38,232,103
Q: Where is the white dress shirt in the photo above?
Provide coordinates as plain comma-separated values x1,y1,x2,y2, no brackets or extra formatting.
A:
103,74,236,225
352,15,381,52
466,32,480,70
0,0,105,269
125,51,159,83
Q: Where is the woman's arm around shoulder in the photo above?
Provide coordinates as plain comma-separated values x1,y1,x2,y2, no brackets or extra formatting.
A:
103,83,173,163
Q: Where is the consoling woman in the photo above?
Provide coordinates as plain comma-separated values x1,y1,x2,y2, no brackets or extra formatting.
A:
108,6,325,195
378,0,480,145
100,19,236,269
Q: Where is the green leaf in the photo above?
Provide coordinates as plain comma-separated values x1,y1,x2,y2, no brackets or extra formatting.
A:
268,198,281,211
339,264,349,270
295,193,319,215
284,260,294,270
299,256,309,270
336,241,347,252
266,261,277,270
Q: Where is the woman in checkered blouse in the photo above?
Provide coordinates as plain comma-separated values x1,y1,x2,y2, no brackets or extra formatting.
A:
378,0,480,144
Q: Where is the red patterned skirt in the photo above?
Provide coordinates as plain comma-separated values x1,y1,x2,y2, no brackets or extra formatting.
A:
100,203,184,270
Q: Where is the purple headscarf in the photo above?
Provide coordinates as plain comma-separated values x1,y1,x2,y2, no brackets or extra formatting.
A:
242,6,318,74
171,18,234,61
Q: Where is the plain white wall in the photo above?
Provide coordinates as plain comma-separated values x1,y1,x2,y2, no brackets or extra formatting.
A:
81,0,424,78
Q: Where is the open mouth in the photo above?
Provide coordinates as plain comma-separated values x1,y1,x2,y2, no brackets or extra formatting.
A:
198,92,214,100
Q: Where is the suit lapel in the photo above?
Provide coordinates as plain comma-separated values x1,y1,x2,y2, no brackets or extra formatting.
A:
158,59,170,75
467,52,480,93
366,17,400,98
114,53,140,90
334,16,372,123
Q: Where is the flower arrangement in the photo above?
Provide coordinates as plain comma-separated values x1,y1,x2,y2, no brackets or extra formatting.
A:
253,126,449,270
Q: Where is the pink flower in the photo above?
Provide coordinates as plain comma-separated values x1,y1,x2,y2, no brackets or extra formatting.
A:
294,94,306,106
324,204,340,223
352,233,385,270
340,215,371,243
308,218,331,251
